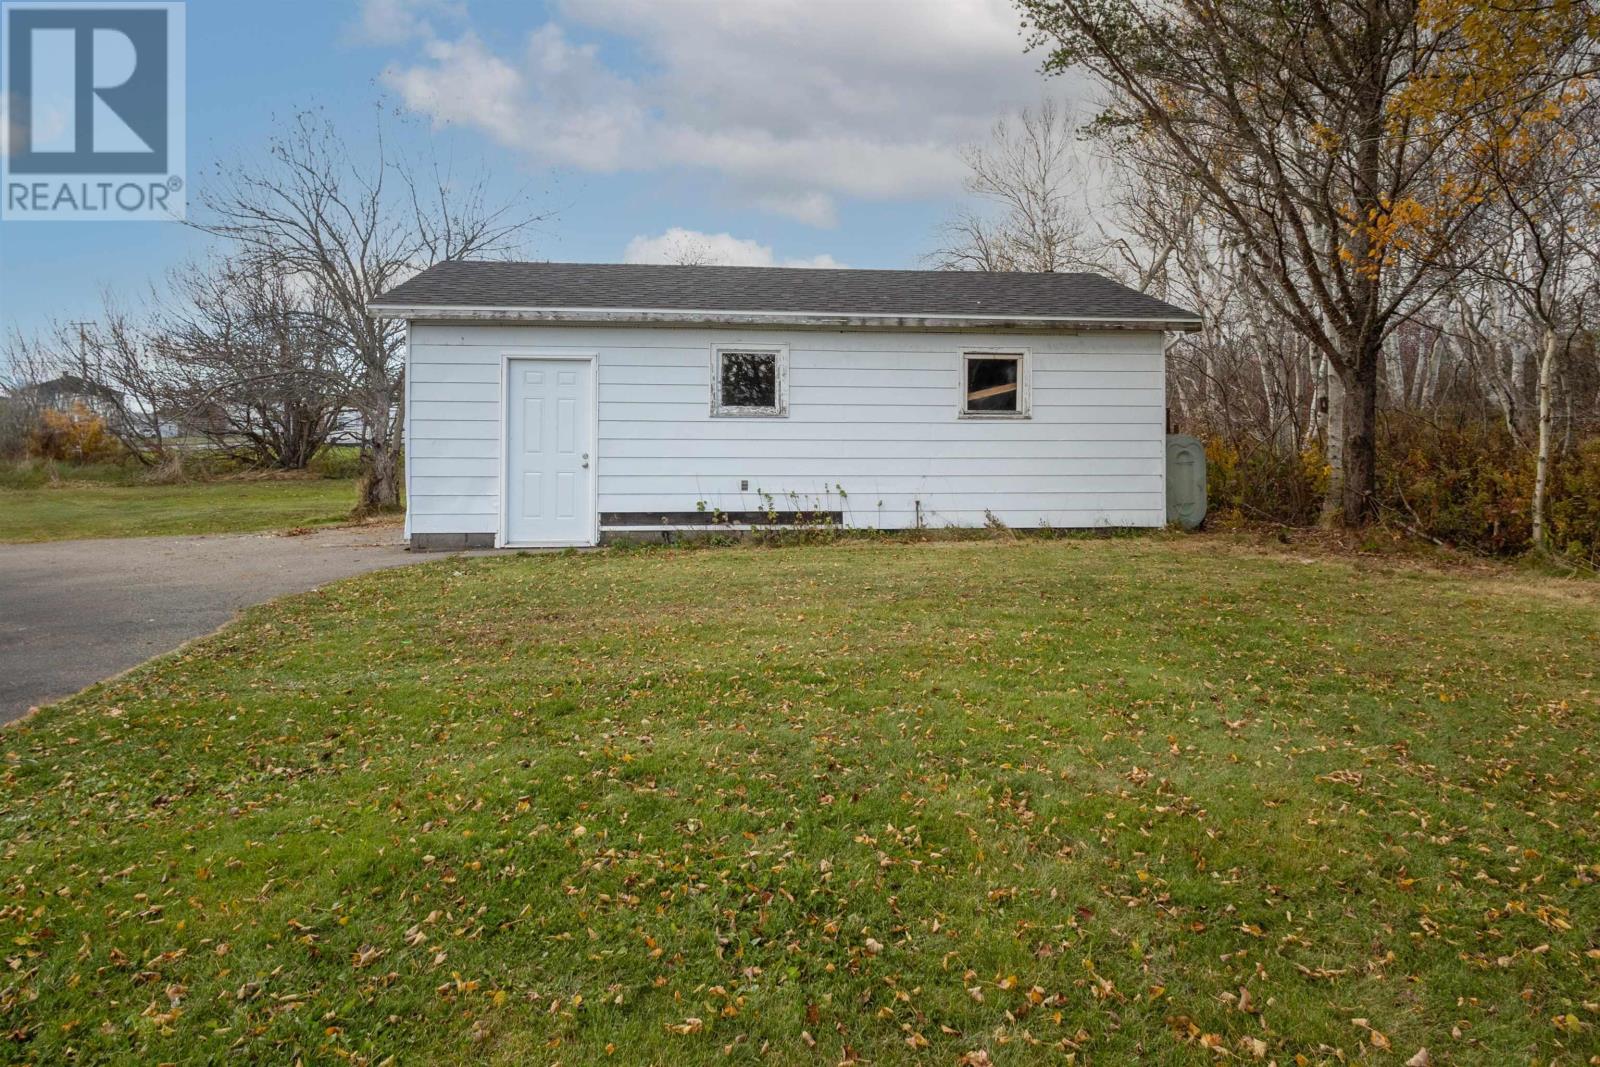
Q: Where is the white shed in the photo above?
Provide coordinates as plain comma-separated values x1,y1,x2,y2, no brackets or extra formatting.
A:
368,262,1202,549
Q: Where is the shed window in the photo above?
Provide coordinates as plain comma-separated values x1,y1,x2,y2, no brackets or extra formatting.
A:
712,346,788,417
962,352,1028,417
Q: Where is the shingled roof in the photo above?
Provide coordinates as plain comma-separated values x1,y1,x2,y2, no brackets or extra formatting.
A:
370,261,1201,330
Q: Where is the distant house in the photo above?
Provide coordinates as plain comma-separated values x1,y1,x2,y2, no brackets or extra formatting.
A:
27,374,122,419
370,262,1201,550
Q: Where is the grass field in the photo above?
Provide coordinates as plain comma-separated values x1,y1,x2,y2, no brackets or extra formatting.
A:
0,461,361,541
1,537,1596,1064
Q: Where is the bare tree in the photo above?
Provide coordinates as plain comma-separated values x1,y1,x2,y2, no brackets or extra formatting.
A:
162,259,354,469
196,108,548,511
52,300,176,463
929,100,1101,273
656,232,722,266
0,332,57,459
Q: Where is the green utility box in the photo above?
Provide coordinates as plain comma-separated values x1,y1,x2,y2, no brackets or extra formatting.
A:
1166,434,1207,530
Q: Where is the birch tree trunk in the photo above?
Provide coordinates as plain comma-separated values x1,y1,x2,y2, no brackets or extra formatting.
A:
1383,333,1406,406
1321,362,1346,524
1531,326,1557,551
1305,352,1328,451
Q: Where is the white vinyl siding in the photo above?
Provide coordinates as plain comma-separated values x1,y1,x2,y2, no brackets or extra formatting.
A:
406,324,1166,535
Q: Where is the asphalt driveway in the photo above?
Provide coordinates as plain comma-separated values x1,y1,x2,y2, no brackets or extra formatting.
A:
0,524,448,724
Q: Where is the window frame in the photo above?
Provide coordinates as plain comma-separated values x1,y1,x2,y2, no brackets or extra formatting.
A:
710,343,790,418
958,348,1031,419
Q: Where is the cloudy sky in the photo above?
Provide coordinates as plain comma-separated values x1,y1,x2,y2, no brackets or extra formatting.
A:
1,0,1070,339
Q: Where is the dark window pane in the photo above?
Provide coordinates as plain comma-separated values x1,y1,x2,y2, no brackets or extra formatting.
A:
966,356,1019,412
721,352,777,409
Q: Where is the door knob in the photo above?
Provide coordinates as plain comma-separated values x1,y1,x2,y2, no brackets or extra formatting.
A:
581,452,590,469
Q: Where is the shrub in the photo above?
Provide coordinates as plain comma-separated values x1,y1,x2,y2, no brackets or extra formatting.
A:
1203,436,1326,527
1375,416,1532,554
1195,412,1599,562
1547,438,1600,566
27,403,123,464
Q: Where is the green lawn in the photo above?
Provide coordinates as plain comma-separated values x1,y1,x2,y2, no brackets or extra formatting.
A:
2,538,1596,1064
0,476,360,541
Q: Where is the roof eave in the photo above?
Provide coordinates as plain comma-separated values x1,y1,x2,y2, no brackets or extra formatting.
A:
365,303,1203,333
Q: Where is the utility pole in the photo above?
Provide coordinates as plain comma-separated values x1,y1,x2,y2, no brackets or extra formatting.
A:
66,321,99,413
67,321,95,371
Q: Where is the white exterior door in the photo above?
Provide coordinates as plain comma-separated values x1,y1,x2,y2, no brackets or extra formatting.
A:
505,358,593,545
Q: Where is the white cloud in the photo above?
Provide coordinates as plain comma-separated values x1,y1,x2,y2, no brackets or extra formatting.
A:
348,0,465,46
754,191,839,228
382,27,645,173
373,0,1067,225
623,228,845,269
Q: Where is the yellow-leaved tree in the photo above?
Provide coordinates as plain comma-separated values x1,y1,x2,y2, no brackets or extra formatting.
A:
1016,0,1599,525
